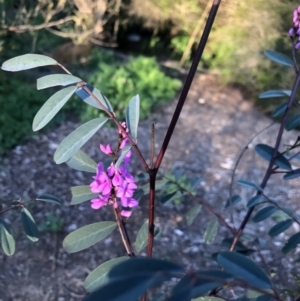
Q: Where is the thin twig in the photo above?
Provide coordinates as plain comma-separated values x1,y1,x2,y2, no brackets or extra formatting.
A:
1,15,75,32
230,72,300,252
0,199,34,215
228,122,275,230
150,123,155,169
113,207,134,256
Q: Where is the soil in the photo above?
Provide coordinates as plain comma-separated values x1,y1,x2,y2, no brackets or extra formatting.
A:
1,73,300,301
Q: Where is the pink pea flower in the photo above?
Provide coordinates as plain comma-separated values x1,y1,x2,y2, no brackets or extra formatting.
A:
90,163,112,195
121,197,138,208
91,195,109,209
100,143,113,155
121,210,132,217
120,138,129,149
116,181,137,198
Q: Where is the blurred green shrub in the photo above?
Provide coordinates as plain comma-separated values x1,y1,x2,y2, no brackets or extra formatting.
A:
171,35,191,59
200,1,299,109
0,73,83,154
83,50,182,121
0,74,48,154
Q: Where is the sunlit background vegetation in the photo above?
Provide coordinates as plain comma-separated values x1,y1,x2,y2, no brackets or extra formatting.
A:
0,0,299,154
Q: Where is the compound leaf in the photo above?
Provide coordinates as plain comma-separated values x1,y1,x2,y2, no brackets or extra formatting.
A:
282,232,300,254
217,251,271,289
204,219,218,244
36,194,63,205
126,94,140,140
66,150,97,173
186,204,202,226
21,207,39,242
259,90,291,99
253,206,277,223
268,219,293,237
76,84,113,112
37,74,81,90
264,50,294,67
85,257,128,292
54,117,108,164
33,86,77,131
225,195,242,208
71,186,98,205
63,221,117,253
0,219,15,256
286,115,300,131
2,54,57,71
255,144,291,170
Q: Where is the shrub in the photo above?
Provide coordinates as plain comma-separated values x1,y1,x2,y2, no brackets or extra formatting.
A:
0,74,50,154
82,52,182,121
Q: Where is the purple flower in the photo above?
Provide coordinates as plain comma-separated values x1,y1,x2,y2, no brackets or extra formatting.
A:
116,181,137,198
121,210,132,217
91,195,109,209
121,197,138,208
90,121,138,217
100,144,113,155
90,163,112,195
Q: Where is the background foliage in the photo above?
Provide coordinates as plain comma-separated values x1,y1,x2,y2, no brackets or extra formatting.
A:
2,0,300,152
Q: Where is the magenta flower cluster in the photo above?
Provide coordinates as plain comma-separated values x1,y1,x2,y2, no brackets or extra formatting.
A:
90,123,138,217
289,5,300,49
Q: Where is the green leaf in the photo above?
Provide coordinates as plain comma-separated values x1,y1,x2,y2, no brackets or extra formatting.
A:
66,150,97,173
84,258,181,301
141,179,168,194
0,219,15,256
272,102,288,118
204,219,218,244
108,257,183,279
286,115,300,131
84,257,128,292
247,195,264,208
21,207,39,242
186,204,202,226
1,54,57,71
36,194,63,205
126,94,140,140
135,220,160,254
63,221,117,253
253,206,277,223
259,90,291,99
283,168,300,180
37,74,81,90
282,232,300,254
191,270,233,298
255,295,273,301
54,117,108,164
115,145,132,169
268,219,293,237
168,275,192,301
71,186,98,205
193,297,224,301
161,191,182,204
264,50,294,67
83,274,157,301
225,195,242,208
76,84,113,112
33,86,77,131
217,251,272,289
255,144,292,170
237,180,263,192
